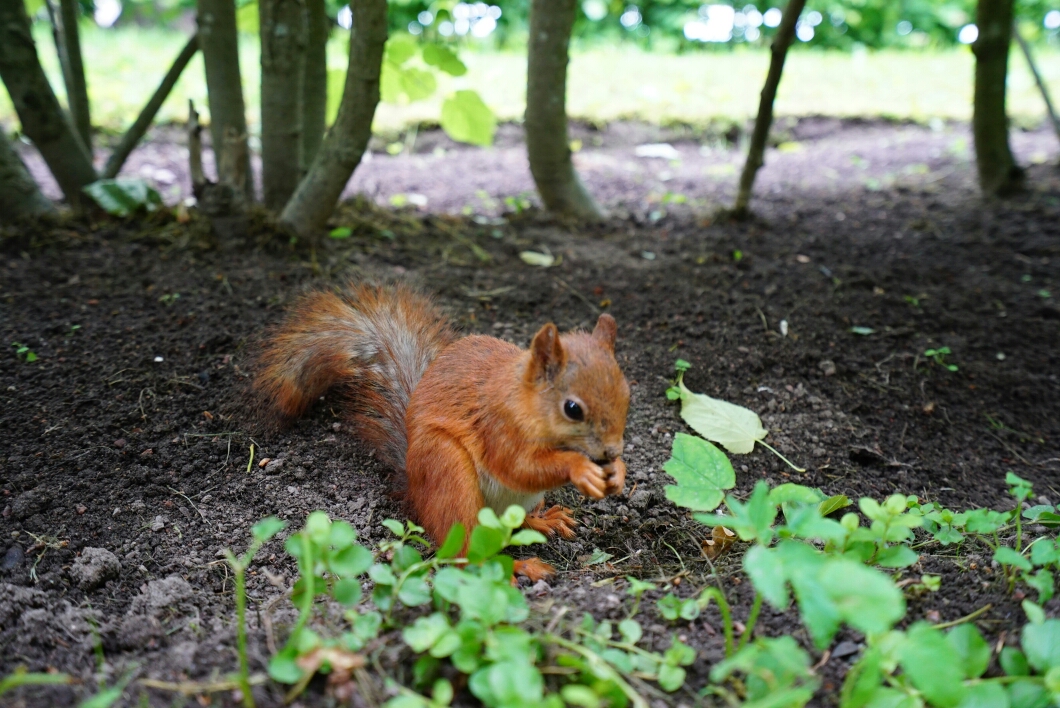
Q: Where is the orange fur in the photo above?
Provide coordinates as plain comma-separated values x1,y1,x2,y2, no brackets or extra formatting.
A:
255,283,631,574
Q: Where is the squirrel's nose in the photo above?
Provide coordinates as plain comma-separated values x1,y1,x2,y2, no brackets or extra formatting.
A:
603,442,623,461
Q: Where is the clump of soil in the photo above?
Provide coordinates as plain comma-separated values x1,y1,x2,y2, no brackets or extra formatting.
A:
2,119,1059,707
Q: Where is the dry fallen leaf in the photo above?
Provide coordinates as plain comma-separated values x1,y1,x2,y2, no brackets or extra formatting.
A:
701,525,736,560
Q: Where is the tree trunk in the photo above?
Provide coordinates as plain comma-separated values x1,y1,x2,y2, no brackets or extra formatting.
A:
196,0,253,199
259,0,307,209
104,34,199,179
302,0,328,170
46,0,91,153
279,0,386,239
0,0,96,207
525,0,604,220
1012,24,1060,148
972,0,1022,196
732,0,805,218
0,133,56,222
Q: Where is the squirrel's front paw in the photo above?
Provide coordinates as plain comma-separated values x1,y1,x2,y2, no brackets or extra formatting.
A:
603,458,626,495
569,458,607,499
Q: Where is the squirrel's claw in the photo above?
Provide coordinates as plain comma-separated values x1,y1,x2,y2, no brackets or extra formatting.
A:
525,504,577,540
603,458,627,496
570,459,608,499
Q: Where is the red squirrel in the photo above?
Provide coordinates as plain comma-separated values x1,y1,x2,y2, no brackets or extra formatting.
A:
255,284,630,579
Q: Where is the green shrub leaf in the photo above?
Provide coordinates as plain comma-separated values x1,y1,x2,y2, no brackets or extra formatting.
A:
947,624,990,679
422,44,467,76
898,623,967,708
662,433,736,511
441,90,496,147
83,179,163,217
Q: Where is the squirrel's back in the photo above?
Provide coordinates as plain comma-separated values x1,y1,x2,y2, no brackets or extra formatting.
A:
255,284,455,469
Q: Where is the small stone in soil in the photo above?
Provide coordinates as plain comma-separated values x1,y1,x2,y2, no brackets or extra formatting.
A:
2,546,24,570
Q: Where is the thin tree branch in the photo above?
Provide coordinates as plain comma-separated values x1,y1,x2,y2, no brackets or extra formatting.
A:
103,34,200,179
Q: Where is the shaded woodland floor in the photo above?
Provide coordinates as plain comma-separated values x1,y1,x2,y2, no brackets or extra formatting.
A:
2,119,1060,706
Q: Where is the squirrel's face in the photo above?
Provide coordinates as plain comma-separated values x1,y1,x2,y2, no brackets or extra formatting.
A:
526,314,631,463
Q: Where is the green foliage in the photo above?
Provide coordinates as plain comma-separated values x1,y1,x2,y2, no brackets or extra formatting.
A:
0,668,72,697
379,36,495,147
11,342,37,363
82,179,163,217
662,432,735,511
441,90,497,147
924,346,959,372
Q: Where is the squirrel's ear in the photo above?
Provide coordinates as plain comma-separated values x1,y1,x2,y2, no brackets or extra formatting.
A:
528,323,566,383
592,314,617,352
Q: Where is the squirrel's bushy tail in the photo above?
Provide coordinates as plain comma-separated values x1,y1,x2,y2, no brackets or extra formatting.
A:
255,284,455,470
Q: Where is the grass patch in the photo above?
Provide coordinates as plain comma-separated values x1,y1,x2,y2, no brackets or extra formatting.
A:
1,24,1058,136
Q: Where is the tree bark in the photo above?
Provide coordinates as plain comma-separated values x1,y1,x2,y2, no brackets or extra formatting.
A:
525,0,605,220
259,0,307,209
0,133,56,222
972,0,1022,196
1012,24,1060,148
0,0,96,207
103,34,199,179
279,0,386,239
46,0,91,153
302,0,328,170
196,0,253,199
732,0,805,218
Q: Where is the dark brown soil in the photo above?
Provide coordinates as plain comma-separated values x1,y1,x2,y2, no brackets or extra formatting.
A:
3,118,1060,707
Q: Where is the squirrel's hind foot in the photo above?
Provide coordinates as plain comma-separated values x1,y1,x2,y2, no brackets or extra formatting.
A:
524,504,577,540
513,557,555,582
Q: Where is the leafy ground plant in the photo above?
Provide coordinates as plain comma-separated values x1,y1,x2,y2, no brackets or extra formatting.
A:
660,426,1060,706
259,505,694,707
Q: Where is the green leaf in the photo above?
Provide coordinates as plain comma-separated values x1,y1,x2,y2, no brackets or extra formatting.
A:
436,524,466,559
305,511,332,543
404,613,450,652
519,250,556,267
1030,540,1060,566
441,90,496,147
898,623,967,708
560,685,600,708
820,495,853,517
1007,679,1050,708
1024,600,1046,625
744,544,789,609
657,664,686,692
850,326,876,335
251,516,286,543
875,545,919,568
957,683,1010,708
675,379,767,454
432,679,454,706
662,433,736,512
840,647,884,708
674,359,692,372
995,547,1033,572
947,624,990,679
385,35,418,65
429,630,462,658
83,179,163,217
477,507,503,529
422,44,467,76
657,594,682,621
1025,569,1055,604
399,575,433,607
400,67,437,102
1001,647,1030,676
821,556,906,638
368,563,397,586
618,619,643,644
584,548,613,566
382,519,405,537
1022,619,1060,672
330,544,373,577
467,525,506,563
332,577,362,606
509,529,547,546
268,649,303,684
329,226,352,239
393,545,424,572
79,684,126,708
769,484,824,506
499,505,527,529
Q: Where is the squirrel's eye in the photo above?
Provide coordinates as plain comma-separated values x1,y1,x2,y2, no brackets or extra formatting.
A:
563,399,584,421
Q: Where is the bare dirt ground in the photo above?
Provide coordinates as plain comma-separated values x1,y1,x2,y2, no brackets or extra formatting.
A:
3,119,1060,707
